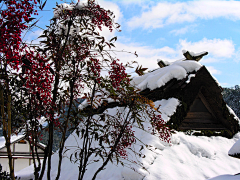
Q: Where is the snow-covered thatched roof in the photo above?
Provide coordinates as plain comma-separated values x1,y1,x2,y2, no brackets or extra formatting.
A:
131,60,202,91
130,54,239,136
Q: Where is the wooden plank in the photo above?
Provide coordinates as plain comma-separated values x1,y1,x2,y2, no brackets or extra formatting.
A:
185,112,213,119
183,118,215,123
189,98,209,112
198,92,217,119
179,122,226,130
179,126,227,130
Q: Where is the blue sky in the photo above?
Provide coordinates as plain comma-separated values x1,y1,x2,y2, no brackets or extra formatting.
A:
27,0,240,88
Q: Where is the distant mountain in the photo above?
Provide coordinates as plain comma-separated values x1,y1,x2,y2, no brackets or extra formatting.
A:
39,98,85,152
222,85,240,118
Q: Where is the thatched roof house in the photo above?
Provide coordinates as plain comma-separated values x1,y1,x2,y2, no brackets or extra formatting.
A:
133,51,239,137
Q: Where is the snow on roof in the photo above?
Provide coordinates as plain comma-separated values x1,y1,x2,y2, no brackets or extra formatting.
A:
38,142,47,148
186,74,195,84
79,96,180,124
78,59,201,111
157,59,171,66
0,135,25,149
15,164,35,180
154,98,180,122
227,105,240,125
131,60,202,91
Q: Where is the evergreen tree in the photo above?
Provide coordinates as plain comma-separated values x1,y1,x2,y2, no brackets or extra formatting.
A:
223,85,240,118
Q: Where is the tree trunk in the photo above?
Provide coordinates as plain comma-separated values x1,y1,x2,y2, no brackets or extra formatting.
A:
0,83,15,180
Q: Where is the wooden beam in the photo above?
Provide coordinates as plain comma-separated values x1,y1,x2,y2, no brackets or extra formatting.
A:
157,60,167,68
183,51,208,61
183,51,193,60
179,126,227,130
179,123,227,130
185,112,213,119
183,118,216,123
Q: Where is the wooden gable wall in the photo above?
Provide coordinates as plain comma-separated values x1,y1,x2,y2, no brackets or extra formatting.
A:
179,92,227,130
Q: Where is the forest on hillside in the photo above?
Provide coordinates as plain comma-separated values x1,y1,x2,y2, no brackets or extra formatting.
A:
222,85,240,119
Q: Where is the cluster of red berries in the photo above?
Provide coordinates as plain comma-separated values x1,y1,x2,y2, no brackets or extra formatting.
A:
52,117,61,127
0,0,37,70
89,4,113,32
116,125,135,157
109,59,129,89
108,123,135,158
89,58,101,83
150,114,171,143
21,47,53,116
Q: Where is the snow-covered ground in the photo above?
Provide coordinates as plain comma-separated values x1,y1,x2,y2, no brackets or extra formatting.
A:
16,131,240,180
16,98,240,180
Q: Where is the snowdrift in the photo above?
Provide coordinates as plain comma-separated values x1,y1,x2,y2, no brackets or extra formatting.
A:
17,125,240,180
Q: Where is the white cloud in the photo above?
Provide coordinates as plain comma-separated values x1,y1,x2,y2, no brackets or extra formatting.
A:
206,66,222,75
179,38,235,58
200,57,220,64
127,2,188,29
111,37,236,74
112,42,177,71
127,1,240,29
25,29,43,44
233,47,240,62
170,24,198,35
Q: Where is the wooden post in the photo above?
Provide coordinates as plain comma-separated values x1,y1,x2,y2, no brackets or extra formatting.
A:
157,60,167,68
